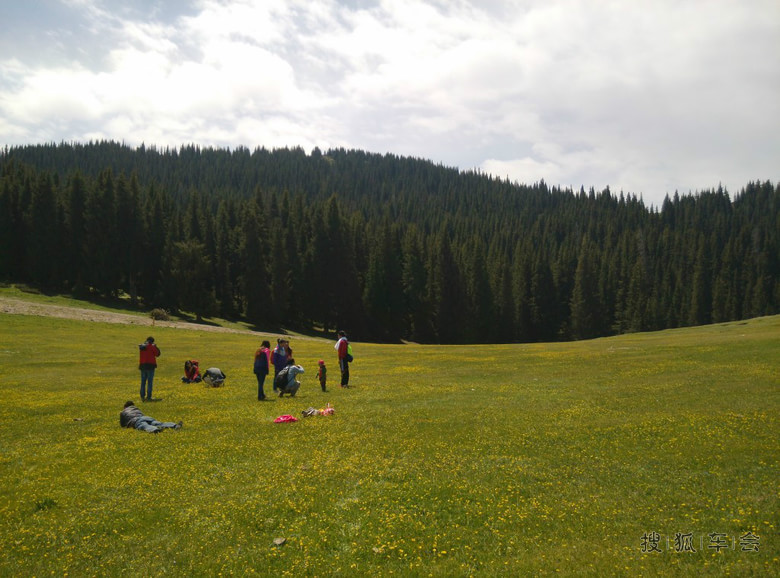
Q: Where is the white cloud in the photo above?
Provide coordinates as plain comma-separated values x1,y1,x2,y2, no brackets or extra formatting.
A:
0,0,778,205
481,157,560,187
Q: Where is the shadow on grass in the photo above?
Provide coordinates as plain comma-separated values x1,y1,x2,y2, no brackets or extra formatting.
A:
15,283,148,314
7,283,401,342
175,313,222,328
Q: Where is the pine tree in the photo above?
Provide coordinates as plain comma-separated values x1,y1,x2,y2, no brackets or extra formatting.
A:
300,205,328,329
689,234,712,326
241,204,270,327
1,142,777,343
170,239,216,321
141,184,167,305
114,173,145,304
401,228,434,342
214,200,239,318
529,256,557,342
362,225,405,341
512,249,533,342
570,239,602,339
431,231,464,343
463,236,494,342
25,172,60,288
0,173,14,278
84,169,120,295
65,171,88,293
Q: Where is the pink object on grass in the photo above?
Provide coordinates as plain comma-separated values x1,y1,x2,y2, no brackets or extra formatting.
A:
274,414,298,423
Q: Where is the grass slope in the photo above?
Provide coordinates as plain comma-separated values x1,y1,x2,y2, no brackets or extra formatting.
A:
0,305,777,576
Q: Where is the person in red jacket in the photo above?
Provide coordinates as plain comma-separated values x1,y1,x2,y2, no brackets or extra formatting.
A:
138,336,161,401
335,330,350,388
182,359,201,383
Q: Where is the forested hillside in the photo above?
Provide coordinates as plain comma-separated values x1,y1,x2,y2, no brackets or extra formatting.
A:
1,142,777,343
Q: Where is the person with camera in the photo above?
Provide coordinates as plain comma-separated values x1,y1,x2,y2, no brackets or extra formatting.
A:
275,359,304,397
138,336,161,401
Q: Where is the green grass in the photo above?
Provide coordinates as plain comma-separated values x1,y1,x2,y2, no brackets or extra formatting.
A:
0,284,262,333
0,284,148,314
0,303,778,576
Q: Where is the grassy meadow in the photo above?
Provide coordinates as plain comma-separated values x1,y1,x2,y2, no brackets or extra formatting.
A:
0,302,777,576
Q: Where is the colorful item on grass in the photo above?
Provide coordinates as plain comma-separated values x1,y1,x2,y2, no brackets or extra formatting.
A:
274,414,298,423
302,403,334,417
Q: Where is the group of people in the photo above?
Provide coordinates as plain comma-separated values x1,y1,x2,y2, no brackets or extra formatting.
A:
127,331,353,433
251,333,352,401
181,360,226,387
252,336,341,400
138,337,226,401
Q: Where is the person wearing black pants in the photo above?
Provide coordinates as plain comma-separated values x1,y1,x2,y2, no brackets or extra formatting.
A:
335,330,350,388
254,340,271,400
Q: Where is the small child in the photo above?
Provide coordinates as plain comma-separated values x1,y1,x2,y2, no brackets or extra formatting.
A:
317,359,327,392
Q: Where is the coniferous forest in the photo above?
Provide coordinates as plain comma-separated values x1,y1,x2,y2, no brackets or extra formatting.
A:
1,141,777,343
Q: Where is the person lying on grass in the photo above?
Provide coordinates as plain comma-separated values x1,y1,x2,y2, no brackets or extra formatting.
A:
120,401,182,433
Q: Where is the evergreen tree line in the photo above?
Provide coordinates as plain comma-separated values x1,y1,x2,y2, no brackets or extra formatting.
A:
0,142,777,343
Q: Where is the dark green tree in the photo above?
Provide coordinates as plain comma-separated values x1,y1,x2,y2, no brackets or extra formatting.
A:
214,199,240,318
114,173,145,304
570,239,602,339
362,224,405,341
25,172,60,288
169,239,216,321
462,236,494,342
401,228,434,342
65,171,88,293
241,204,270,327
431,230,464,343
84,169,119,295
689,234,713,326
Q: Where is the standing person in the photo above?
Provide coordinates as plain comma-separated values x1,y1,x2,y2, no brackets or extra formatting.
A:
138,336,160,401
335,330,350,388
317,359,327,392
254,340,272,400
271,339,289,391
120,401,182,433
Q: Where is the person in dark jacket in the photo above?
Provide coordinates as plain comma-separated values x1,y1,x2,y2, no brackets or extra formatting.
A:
138,336,161,401
270,339,292,391
120,401,181,433
254,340,271,400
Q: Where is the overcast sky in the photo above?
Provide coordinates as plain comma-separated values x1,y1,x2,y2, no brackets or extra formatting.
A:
1,0,778,207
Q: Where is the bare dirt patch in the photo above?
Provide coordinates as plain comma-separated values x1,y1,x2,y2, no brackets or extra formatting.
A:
0,297,260,336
